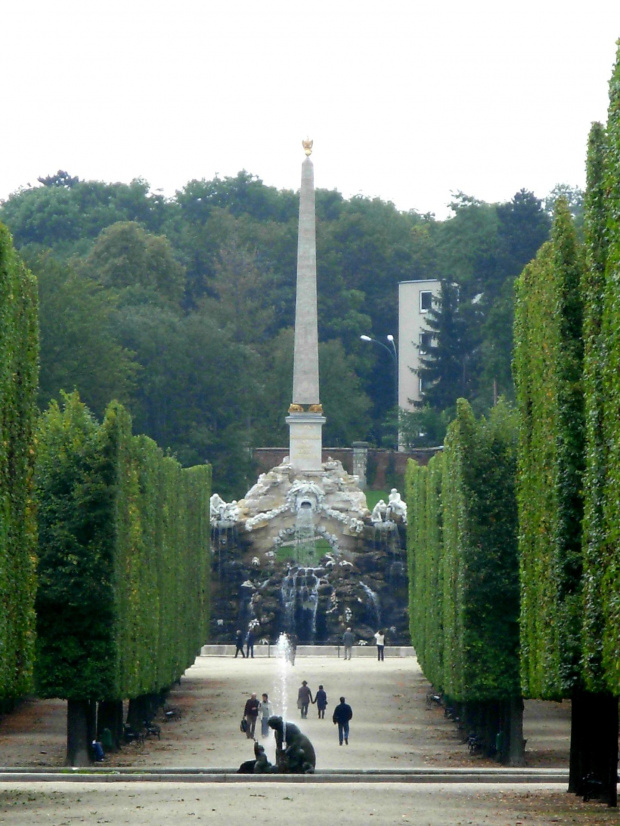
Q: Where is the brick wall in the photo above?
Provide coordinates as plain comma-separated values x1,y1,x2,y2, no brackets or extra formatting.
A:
252,446,439,489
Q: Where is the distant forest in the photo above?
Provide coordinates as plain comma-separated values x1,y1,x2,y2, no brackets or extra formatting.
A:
0,170,579,497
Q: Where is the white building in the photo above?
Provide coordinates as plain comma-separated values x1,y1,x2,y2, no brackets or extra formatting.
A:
398,278,442,411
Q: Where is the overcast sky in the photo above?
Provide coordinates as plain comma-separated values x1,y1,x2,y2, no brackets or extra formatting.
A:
2,2,619,218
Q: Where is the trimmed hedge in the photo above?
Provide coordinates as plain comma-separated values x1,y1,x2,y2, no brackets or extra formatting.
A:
35,393,210,702
441,400,520,703
513,199,584,700
406,453,444,688
588,45,620,694
581,121,609,691
406,400,520,703
0,223,39,701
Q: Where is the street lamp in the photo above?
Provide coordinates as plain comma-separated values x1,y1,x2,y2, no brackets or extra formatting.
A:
360,334,398,411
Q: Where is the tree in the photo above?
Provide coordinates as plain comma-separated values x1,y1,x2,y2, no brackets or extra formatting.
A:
35,393,210,765
407,400,523,765
319,339,372,446
110,303,259,498
34,253,138,418
204,235,276,345
415,281,480,411
0,178,168,254
513,196,618,802
79,221,186,306
37,170,80,188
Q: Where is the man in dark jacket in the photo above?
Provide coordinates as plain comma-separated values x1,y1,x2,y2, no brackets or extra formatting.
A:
243,692,260,739
332,696,353,745
234,629,245,658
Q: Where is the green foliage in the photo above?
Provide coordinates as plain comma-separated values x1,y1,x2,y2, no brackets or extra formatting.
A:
35,393,210,702
582,122,611,691
406,400,520,703
0,224,38,700
0,169,554,489
398,406,449,449
418,190,551,412
415,281,480,410
34,253,138,418
406,454,444,689
588,43,620,694
441,400,520,702
0,178,167,255
78,221,186,306
513,200,584,698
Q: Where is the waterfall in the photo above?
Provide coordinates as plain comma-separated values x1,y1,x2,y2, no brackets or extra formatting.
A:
360,581,381,627
295,502,316,564
280,566,320,643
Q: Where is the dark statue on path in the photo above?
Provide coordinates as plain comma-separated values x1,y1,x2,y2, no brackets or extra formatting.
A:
268,715,316,773
236,716,316,774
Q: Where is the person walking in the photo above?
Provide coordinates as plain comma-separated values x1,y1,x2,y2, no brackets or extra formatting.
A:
259,692,273,739
314,684,327,719
342,627,355,660
374,629,386,661
234,629,246,658
245,626,255,659
297,680,313,719
243,692,260,739
332,696,353,745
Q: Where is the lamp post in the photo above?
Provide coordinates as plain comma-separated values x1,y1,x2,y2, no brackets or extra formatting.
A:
360,334,398,412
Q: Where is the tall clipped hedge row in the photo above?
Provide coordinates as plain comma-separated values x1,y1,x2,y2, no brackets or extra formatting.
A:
581,122,609,690
406,452,444,688
0,223,39,701
406,400,520,703
35,393,210,702
441,400,520,703
513,200,584,700
583,46,620,696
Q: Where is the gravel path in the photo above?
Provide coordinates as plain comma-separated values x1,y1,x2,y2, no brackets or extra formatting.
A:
1,653,617,824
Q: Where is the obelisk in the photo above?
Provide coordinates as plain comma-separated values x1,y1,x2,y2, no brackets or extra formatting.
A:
286,140,326,472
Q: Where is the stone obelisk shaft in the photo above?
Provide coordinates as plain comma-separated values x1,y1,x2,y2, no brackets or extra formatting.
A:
287,150,325,472
292,156,320,404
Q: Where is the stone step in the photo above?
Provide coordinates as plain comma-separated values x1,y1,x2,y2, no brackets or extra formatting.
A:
200,645,416,658
0,767,569,784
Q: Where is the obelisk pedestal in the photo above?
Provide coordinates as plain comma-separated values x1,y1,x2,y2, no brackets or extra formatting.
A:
286,142,325,472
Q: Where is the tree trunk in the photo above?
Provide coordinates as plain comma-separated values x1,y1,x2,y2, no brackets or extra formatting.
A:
127,695,149,730
503,696,526,766
98,700,123,750
569,689,585,794
472,700,499,757
570,688,618,805
66,699,92,767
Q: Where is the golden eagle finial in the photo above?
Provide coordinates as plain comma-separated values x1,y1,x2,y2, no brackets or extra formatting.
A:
302,138,313,157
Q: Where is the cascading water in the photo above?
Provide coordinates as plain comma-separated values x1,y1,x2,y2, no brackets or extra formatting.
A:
278,499,322,642
295,502,316,565
360,581,381,627
281,566,320,642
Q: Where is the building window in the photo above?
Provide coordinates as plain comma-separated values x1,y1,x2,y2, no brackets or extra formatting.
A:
419,332,432,355
420,291,433,312
419,377,424,393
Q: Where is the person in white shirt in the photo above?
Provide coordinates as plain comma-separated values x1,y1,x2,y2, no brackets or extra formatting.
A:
374,629,385,661
259,693,273,738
